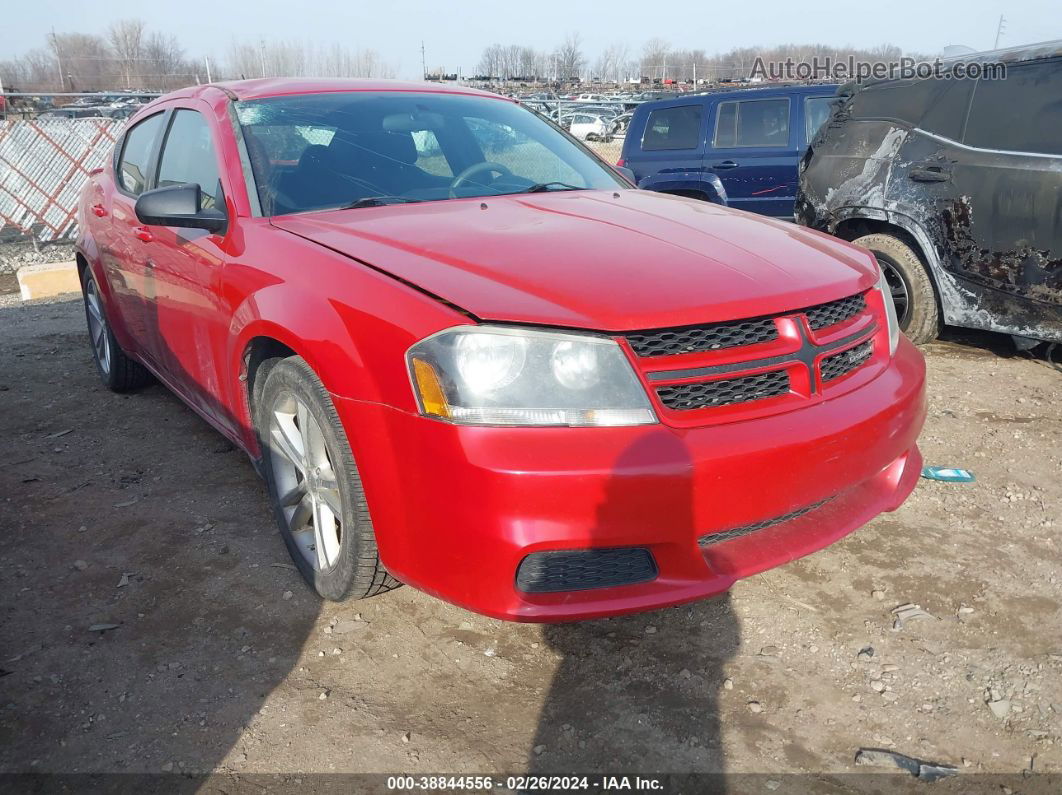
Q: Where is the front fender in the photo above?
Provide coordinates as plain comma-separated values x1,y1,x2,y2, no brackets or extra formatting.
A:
226,273,468,453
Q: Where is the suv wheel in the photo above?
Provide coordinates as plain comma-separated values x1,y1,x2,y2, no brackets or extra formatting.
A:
852,233,941,345
81,269,152,391
255,356,399,601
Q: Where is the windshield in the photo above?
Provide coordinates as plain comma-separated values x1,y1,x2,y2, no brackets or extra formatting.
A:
234,91,626,215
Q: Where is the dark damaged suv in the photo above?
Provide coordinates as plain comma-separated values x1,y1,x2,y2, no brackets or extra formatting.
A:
797,44,1061,344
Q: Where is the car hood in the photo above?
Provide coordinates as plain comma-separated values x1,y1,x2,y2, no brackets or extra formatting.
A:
271,190,877,331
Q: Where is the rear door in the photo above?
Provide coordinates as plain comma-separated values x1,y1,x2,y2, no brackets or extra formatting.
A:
105,111,168,357
706,95,798,217
626,102,706,185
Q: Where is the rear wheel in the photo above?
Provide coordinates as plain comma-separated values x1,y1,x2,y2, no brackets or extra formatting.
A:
81,269,152,391
852,233,941,345
255,356,399,601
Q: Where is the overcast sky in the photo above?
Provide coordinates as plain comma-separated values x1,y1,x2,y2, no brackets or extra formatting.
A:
5,0,1059,80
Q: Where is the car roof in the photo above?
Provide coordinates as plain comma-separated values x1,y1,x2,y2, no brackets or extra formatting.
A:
846,40,1062,93
142,78,506,105
634,83,839,111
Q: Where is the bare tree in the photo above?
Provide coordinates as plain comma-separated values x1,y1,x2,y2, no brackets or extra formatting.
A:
640,38,671,82
555,33,584,82
107,19,146,88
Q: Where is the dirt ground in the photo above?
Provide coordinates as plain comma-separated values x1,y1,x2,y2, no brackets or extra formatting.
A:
1,293,1060,791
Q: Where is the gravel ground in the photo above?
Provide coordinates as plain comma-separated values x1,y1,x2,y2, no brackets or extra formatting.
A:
0,240,76,274
1,295,1060,791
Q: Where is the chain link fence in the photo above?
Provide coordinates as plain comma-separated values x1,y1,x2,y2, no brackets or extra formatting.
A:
0,118,123,243
517,98,635,167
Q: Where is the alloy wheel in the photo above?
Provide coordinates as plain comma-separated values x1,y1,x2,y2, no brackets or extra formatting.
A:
84,278,111,376
268,392,344,571
876,256,912,328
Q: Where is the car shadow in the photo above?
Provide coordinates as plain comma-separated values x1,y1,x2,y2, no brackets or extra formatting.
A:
0,297,320,783
527,434,738,785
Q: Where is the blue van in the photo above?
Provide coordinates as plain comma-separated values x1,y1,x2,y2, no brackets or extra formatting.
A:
620,84,839,217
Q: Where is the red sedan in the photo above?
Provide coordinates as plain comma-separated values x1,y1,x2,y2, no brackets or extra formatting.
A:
76,79,926,621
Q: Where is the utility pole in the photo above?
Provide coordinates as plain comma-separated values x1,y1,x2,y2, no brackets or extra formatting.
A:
994,15,1006,49
51,27,64,91
420,41,427,79
259,40,267,78
205,56,213,83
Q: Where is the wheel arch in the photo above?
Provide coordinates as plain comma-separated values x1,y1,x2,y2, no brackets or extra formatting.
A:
830,212,949,320
228,277,458,457
229,295,352,457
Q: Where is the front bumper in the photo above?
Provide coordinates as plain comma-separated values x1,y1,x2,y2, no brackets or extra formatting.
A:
335,336,926,622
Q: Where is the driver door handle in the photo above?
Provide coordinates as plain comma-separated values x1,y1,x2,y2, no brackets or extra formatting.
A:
711,160,740,170
909,163,951,182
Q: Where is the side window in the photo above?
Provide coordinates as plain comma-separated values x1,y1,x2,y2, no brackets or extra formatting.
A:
804,96,835,141
713,98,790,148
964,62,1062,155
849,81,922,123
156,110,223,209
641,105,702,150
918,79,974,140
117,113,165,195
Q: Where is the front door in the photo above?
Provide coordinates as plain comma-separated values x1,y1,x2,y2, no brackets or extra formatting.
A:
144,105,240,436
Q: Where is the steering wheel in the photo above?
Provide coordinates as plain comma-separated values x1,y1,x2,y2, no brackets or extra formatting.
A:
449,162,514,198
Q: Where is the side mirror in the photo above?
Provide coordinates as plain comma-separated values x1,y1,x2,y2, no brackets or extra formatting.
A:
135,183,227,234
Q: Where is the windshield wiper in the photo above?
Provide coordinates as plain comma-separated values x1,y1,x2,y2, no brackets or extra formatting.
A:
521,182,585,193
340,196,424,209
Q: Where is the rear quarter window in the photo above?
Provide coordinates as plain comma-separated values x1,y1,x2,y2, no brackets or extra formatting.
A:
641,105,703,150
804,96,835,141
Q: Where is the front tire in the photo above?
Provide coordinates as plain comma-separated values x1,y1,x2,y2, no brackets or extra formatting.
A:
852,233,941,345
81,269,152,391
255,356,398,601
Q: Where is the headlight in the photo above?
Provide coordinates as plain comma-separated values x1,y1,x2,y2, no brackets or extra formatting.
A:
874,267,900,356
407,326,657,427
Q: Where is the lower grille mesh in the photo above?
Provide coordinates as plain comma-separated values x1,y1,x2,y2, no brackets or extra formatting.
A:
515,547,658,593
657,370,789,410
699,498,832,548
